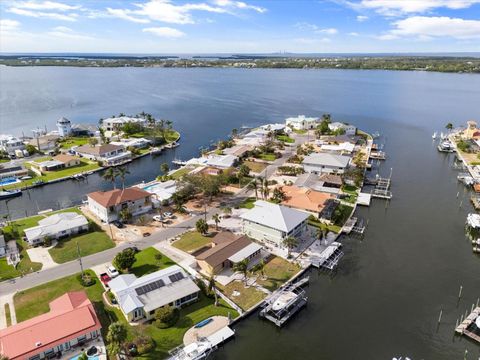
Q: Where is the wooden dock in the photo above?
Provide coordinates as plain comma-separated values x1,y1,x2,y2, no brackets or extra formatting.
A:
470,195,480,210
455,306,480,343
370,151,386,160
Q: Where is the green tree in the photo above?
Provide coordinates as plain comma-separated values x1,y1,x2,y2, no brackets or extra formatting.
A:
115,166,130,189
77,353,88,360
282,236,298,257
232,259,250,283
25,144,37,156
154,305,179,328
195,218,209,235
119,208,132,223
252,259,266,279
238,164,250,178
208,269,219,306
113,248,136,271
160,162,169,176
212,213,220,230
106,322,127,356
271,187,286,203
248,177,259,199
103,167,117,189
88,137,98,147
221,206,232,217
231,128,238,138
445,123,454,131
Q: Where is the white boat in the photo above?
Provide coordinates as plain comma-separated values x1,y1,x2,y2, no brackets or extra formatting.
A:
432,132,438,139
271,291,297,311
150,147,163,155
440,132,446,140
166,141,179,149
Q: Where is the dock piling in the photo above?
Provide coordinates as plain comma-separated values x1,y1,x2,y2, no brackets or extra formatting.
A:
438,309,443,323
458,285,463,299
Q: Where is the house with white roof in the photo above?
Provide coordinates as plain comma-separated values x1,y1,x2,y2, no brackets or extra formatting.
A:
101,116,147,132
110,137,151,149
108,265,200,322
285,115,320,130
24,212,89,245
240,200,309,250
328,122,357,136
140,180,177,204
0,135,25,155
302,153,351,174
206,154,238,169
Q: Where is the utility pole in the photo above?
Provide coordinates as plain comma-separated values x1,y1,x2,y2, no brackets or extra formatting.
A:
77,241,84,279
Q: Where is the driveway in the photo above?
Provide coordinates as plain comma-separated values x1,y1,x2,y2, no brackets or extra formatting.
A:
0,293,16,329
26,243,57,269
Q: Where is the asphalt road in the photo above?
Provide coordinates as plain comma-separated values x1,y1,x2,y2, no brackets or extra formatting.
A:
0,132,306,295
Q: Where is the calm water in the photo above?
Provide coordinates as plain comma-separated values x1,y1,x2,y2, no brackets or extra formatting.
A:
1,67,480,359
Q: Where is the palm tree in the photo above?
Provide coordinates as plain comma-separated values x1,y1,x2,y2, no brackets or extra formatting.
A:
248,177,259,199
252,259,266,279
208,269,219,306
445,123,454,132
212,213,220,230
232,259,250,283
262,177,270,200
115,166,130,190
282,236,298,257
196,218,208,235
103,167,117,190
160,162,169,176
221,206,232,217
106,322,127,356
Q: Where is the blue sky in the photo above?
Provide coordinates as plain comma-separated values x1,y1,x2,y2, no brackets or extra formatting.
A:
1,0,480,53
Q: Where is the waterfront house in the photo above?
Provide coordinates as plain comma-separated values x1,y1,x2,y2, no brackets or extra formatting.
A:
70,123,99,137
54,154,81,167
318,173,343,188
0,135,25,155
24,212,89,246
462,120,480,139
280,185,335,217
240,200,309,250
196,232,263,274
295,173,342,194
0,165,29,180
205,154,238,169
285,115,320,130
108,265,200,322
101,116,147,132
0,291,102,360
328,122,357,135
320,142,355,154
110,137,151,149
302,153,351,174
74,143,131,166
223,145,253,158
87,187,152,223
140,180,177,204
30,154,80,175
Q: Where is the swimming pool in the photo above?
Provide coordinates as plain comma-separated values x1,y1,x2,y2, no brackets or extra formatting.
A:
0,177,20,186
69,354,99,360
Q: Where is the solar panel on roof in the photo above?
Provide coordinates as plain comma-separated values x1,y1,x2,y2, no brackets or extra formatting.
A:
168,272,184,283
135,279,167,296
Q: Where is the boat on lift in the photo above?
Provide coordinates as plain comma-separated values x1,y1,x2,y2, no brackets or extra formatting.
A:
432,132,438,139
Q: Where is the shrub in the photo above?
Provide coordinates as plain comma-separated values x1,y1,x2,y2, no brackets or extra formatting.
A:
154,305,179,328
113,248,136,271
154,253,162,261
77,273,96,287
133,335,155,355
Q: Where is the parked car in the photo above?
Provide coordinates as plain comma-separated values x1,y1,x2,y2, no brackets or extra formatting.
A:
143,232,151,237
163,212,173,218
106,265,119,278
112,220,124,228
153,215,164,222
100,273,111,287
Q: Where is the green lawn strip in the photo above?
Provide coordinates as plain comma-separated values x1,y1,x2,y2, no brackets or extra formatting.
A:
5,160,100,190
341,185,359,195
243,160,267,173
136,294,238,360
218,281,267,311
32,156,53,162
48,206,83,215
307,218,342,234
276,135,294,143
129,247,176,277
165,130,180,143
48,231,115,264
238,197,256,209
58,137,90,149
256,153,276,162
14,270,104,322
4,303,12,327
172,231,215,253
256,256,301,291
170,167,192,180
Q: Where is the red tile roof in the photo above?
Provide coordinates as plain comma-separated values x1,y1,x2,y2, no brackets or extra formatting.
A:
88,187,151,208
0,291,102,360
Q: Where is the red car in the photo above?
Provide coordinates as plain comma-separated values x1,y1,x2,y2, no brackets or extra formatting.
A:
100,273,111,287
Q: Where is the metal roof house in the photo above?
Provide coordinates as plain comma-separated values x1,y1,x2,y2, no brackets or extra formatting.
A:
240,200,309,251
302,153,351,174
24,212,89,246
108,265,200,323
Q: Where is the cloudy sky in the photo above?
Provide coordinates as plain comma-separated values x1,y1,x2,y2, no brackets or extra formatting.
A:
1,0,479,53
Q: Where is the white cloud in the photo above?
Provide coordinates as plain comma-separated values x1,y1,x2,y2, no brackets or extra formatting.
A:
294,37,331,44
46,25,92,39
143,26,186,38
356,15,368,22
12,1,81,11
213,0,267,13
316,27,338,35
106,8,150,24
348,32,359,36
8,7,78,21
383,16,480,40
356,0,480,16
295,23,338,35
0,19,21,32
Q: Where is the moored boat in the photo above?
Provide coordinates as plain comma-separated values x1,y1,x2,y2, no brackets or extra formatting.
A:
0,189,22,200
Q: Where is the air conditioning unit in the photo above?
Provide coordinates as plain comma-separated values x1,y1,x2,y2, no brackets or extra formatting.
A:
35,342,42,347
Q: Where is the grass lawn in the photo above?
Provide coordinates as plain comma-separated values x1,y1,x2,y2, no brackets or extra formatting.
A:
48,231,115,264
256,153,276,162
169,166,193,180
257,256,301,291
308,218,342,234
129,247,176,277
293,129,307,135
14,270,104,322
172,231,215,253
238,197,256,209
58,137,90,149
218,280,266,311
341,184,358,195
276,134,295,143
165,130,180,143
48,206,83,215
243,160,267,173
136,294,238,359
130,129,180,144
4,303,11,326
5,160,100,190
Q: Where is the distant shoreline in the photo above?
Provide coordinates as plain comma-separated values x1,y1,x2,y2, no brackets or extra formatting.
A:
1,55,479,74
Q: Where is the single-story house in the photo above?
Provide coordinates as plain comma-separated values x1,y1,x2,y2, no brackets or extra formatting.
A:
260,123,286,132
30,159,65,175
223,145,253,158
318,173,343,188
205,154,238,169
280,185,335,217
196,232,262,274
110,137,151,149
87,187,152,223
320,142,355,154
328,122,357,135
140,180,177,204
28,135,60,152
0,291,102,360
285,115,320,130
24,212,89,245
109,265,200,322
101,116,147,132
54,154,81,167
0,165,28,180
74,143,131,166
302,153,351,174
71,123,99,137
240,200,309,250
295,173,342,194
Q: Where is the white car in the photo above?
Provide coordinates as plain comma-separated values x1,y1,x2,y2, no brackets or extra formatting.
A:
163,212,173,218
153,215,164,222
106,265,119,278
